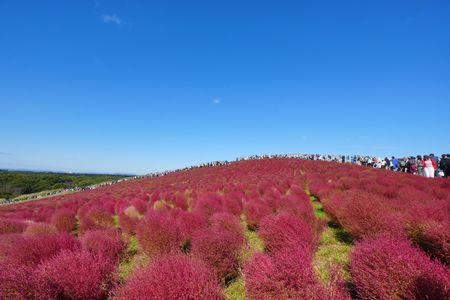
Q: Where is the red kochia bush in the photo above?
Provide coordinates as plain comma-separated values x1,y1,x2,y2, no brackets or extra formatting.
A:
406,202,450,264
136,210,182,256
0,218,27,234
79,206,115,234
258,213,315,254
191,226,244,283
0,234,26,262
23,222,58,237
277,193,315,223
192,193,224,219
243,249,315,299
277,193,325,237
223,191,244,215
36,250,116,300
325,191,406,240
243,252,278,299
118,211,138,234
174,210,206,243
80,229,125,261
350,237,450,300
209,212,243,236
417,223,450,265
51,208,76,232
0,261,36,299
113,253,222,300
243,200,272,230
0,233,80,267
130,199,147,214
244,249,349,300
117,205,143,234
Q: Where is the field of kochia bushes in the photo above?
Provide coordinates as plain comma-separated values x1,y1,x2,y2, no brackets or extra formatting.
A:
0,159,449,299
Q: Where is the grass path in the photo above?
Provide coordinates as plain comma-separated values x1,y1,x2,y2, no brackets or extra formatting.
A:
224,215,264,300
310,195,353,284
118,235,147,280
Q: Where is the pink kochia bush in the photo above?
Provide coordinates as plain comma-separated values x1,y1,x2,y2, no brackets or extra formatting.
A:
0,232,80,267
350,237,450,300
406,201,450,264
113,253,222,300
173,209,206,244
51,208,76,232
243,200,272,230
79,206,115,234
258,213,315,254
36,250,116,300
80,229,125,261
0,261,36,299
0,218,27,234
223,191,244,215
277,193,315,224
23,222,58,237
244,248,350,300
192,193,224,219
209,212,243,236
117,205,144,234
191,226,244,283
136,210,182,256
327,192,405,240
277,194,325,236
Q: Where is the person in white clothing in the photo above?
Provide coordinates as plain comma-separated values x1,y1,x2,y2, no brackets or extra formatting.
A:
421,155,436,178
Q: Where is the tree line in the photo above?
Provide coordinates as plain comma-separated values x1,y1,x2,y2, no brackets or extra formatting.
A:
0,170,127,199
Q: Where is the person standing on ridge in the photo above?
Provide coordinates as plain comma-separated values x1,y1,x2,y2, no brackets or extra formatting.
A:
440,154,450,178
384,157,390,170
391,157,399,171
417,155,423,176
430,154,440,177
408,156,417,174
422,155,436,178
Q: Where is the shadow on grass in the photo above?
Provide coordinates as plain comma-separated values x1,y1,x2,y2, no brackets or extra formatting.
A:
327,221,354,245
345,281,359,300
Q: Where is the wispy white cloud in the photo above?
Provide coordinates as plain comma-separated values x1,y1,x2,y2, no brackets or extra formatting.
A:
212,97,221,105
101,14,122,25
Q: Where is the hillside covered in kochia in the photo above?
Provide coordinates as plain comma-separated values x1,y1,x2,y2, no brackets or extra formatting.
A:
0,171,127,199
0,159,449,299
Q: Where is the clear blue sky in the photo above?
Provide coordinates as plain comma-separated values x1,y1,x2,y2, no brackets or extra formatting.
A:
1,0,449,174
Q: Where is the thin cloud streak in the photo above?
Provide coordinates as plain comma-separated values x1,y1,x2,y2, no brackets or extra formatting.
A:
102,14,122,25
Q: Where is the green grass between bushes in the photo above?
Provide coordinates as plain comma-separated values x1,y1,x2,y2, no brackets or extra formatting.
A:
118,235,146,280
112,215,119,228
309,195,352,283
224,277,245,300
224,215,265,300
313,225,352,282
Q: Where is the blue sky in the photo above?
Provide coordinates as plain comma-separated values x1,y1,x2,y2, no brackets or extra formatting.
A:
1,0,449,174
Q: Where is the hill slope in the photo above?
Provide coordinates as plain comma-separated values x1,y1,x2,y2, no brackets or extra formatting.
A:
0,159,448,299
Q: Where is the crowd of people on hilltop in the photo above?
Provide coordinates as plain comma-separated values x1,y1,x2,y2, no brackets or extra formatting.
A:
346,154,450,178
236,153,450,178
142,153,450,179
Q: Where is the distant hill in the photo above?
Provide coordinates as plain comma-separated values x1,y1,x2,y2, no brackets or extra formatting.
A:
0,170,129,199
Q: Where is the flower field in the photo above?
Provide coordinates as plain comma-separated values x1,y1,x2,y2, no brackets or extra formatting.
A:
0,158,449,299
